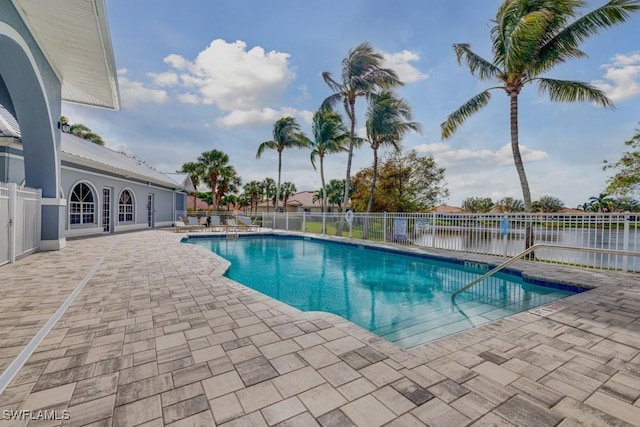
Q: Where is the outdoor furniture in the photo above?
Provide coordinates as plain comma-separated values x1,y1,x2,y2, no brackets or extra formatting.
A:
173,221,191,232
236,215,259,231
209,215,227,232
182,216,205,231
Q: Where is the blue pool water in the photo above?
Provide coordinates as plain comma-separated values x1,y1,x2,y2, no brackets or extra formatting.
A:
186,235,580,347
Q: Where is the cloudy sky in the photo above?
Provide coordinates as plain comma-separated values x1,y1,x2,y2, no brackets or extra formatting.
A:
62,0,640,208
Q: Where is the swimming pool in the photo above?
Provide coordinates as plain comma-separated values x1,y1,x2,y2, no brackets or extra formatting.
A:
186,235,583,347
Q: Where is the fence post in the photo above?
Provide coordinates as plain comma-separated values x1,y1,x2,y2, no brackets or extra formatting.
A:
623,212,630,272
383,212,387,242
8,183,17,263
302,211,306,233
431,211,437,248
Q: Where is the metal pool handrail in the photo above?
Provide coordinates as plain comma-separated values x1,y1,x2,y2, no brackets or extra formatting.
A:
451,244,640,303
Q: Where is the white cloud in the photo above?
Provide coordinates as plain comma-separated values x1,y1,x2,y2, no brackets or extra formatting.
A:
592,52,640,102
117,68,169,108
381,50,429,83
164,39,295,111
178,93,201,105
163,54,189,69
416,143,548,167
216,107,313,128
414,142,449,153
147,71,179,87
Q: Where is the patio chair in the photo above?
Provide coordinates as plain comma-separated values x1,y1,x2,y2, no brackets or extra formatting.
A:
236,215,259,231
173,221,191,232
182,216,205,231
209,215,226,232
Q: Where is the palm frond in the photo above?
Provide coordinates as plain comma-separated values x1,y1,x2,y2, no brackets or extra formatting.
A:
441,90,493,139
536,78,614,108
320,93,344,112
322,72,343,93
453,44,502,80
504,10,554,72
256,140,278,158
537,0,640,73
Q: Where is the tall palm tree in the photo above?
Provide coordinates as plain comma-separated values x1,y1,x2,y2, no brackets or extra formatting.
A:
256,117,309,213
441,0,639,250
365,91,421,213
310,110,349,222
180,161,204,210
321,42,402,234
198,149,230,211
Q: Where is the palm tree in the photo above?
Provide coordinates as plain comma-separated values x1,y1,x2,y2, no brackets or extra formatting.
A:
321,42,402,234
365,91,421,213
198,149,230,211
180,161,204,210
589,192,613,212
279,182,297,208
441,0,638,250
310,110,349,224
66,122,105,146
215,166,241,211
262,177,276,212
243,181,263,214
326,179,349,211
256,117,309,213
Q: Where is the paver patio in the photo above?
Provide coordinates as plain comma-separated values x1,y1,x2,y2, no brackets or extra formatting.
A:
1,229,640,426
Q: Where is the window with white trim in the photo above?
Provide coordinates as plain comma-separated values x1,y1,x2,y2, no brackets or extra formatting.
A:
118,189,134,222
70,183,95,225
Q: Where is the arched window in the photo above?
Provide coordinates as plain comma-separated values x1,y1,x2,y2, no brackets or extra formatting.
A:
118,189,134,222
70,183,95,224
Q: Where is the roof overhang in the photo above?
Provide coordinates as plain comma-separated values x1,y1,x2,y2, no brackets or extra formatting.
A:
12,0,120,110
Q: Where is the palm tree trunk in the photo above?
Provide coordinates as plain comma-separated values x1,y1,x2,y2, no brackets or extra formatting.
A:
367,146,379,213
211,174,218,211
276,151,282,212
320,155,327,235
338,99,357,236
192,192,197,210
510,93,534,254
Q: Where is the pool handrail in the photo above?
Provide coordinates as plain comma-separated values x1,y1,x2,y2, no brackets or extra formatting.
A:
451,243,640,303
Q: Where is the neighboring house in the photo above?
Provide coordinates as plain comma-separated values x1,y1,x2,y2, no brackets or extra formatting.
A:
0,106,192,238
186,195,213,211
256,191,323,213
429,204,463,214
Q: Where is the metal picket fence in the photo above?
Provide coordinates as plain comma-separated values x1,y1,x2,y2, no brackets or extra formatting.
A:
266,211,640,272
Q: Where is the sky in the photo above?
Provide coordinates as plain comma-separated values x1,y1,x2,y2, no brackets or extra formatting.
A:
62,0,640,208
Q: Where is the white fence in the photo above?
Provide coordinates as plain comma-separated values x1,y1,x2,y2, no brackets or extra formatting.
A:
176,210,640,272
0,182,41,266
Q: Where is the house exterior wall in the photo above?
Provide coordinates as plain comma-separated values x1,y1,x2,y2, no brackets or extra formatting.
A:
0,147,181,238
61,165,176,237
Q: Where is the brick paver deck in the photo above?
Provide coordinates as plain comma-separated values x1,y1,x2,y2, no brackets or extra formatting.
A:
1,229,640,426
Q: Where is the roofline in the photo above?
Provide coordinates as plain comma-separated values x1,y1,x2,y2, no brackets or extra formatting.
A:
92,0,120,111
10,0,63,82
11,0,120,111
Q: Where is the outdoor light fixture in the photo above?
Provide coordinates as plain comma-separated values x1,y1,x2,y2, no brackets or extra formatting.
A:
58,120,70,133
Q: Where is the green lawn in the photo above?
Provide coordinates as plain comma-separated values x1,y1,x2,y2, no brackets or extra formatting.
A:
304,221,387,241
